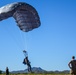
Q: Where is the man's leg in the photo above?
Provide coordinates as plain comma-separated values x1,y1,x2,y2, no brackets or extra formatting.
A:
27,63,32,72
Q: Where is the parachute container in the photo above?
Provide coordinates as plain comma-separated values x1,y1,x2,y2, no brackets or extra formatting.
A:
0,2,41,32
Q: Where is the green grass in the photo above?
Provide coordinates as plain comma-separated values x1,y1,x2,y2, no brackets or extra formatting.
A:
0,74,70,75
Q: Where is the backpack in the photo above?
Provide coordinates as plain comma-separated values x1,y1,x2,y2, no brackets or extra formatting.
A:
23,58,26,65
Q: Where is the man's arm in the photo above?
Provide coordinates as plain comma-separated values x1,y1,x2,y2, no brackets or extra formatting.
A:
68,61,72,69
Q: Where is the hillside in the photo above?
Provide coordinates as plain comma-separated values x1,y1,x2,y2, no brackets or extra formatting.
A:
10,67,70,74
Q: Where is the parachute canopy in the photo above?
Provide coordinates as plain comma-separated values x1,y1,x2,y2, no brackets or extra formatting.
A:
0,2,41,32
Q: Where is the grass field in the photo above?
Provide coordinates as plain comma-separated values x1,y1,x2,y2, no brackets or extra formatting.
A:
0,74,70,75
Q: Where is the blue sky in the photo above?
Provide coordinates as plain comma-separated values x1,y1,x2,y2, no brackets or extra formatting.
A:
0,0,76,71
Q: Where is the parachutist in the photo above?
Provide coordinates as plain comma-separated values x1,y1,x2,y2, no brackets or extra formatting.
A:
23,50,32,72
0,2,40,73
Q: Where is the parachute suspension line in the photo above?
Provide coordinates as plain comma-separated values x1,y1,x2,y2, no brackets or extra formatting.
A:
18,30,28,50
18,30,25,50
23,32,28,50
3,24,23,50
0,2,41,51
